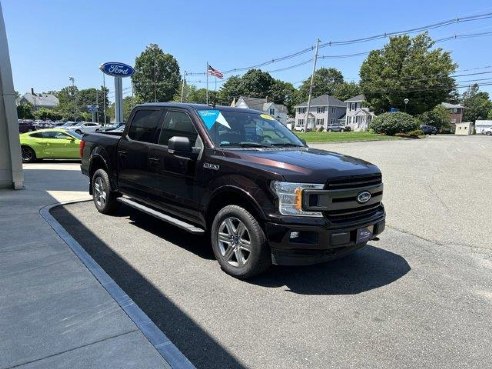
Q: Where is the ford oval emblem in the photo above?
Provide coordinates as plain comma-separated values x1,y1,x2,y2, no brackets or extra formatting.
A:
357,191,372,204
99,62,135,77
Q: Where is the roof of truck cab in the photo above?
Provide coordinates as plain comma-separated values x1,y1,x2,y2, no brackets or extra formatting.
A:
137,102,263,115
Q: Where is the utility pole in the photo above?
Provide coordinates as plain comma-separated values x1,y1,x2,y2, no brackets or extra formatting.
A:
102,72,106,124
206,62,209,105
305,39,320,131
181,71,186,103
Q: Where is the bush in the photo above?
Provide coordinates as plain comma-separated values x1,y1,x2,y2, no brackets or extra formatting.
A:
343,126,352,132
370,112,419,136
316,126,325,132
395,129,423,138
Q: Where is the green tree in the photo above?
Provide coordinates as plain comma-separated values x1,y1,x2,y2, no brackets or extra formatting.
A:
417,105,450,131
239,69,275,98
298,67,344,102
132,44,181,103
17,103,34,119
77,87,109,123
268,80,296,115
56,86,78,120
333,82,361,102
217,75,245,104
462,84,492,122
360,33,457,115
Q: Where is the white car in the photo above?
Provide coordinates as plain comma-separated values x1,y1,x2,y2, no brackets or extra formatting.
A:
482,127,492,135
65,122,101,134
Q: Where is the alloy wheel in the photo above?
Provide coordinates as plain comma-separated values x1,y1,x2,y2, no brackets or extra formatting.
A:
93,176,107,208
217,217,252,267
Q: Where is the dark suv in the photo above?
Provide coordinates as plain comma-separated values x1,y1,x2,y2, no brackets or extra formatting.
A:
420,124,438,135
81,103,385,278
18,120,36,133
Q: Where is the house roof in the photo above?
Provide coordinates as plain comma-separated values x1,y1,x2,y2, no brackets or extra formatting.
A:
295,94,346,108
19,93,59,108
236,96,288,115
441,102,464,109
345,94,365,103
355,108,374,116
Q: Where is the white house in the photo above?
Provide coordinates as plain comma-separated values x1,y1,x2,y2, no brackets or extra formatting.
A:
234,96,288,125
475,120,492,134
17,89,59,110
344,94,375,131
294,95,346,131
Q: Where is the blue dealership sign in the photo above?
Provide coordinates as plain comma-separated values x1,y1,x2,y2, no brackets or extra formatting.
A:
100,62,134,77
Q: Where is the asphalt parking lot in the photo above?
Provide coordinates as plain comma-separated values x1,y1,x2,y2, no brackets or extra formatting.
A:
51,135,492,369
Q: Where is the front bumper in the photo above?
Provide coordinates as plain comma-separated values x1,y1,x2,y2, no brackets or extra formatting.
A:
265,215,385,266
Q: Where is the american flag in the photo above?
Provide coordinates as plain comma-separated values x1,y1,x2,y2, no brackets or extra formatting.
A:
207,65,223,79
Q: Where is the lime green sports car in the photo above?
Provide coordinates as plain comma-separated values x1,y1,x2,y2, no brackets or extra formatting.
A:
20,128,82,162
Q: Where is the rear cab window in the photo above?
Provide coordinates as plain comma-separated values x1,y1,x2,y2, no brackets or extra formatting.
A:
128,109,164,143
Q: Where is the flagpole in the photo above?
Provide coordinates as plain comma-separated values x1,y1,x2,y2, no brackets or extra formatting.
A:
206,62,209,105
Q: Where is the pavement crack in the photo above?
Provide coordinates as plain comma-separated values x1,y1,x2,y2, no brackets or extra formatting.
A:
3,330,138,369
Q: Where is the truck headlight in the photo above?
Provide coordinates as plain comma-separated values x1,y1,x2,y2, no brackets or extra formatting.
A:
271,181,324,217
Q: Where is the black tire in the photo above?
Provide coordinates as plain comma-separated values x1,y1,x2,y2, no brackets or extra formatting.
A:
75,129,82,134
21,146,36,163
91,169,119,214
211,205,271,279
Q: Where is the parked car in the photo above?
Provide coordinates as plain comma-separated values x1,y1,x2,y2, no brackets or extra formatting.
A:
80,103,386,279
326,124,343,132
18,119,36,133
482,127,492,135
96,122,125,132
420,124,438,135
19,128,82,162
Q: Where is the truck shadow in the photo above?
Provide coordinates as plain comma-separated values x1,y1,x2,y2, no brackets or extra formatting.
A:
123,205,411,295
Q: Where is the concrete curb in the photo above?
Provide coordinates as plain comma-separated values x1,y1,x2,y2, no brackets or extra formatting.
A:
40,201,196,369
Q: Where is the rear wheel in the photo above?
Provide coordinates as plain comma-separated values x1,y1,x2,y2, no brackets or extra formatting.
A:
21,146,36,163
92,169,119,214
211,205,271,279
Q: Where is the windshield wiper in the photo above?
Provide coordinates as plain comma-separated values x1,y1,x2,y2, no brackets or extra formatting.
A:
220,142,271,148
271,143,304,147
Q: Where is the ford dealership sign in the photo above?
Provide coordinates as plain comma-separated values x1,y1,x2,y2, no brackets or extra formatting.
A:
100,62,134,77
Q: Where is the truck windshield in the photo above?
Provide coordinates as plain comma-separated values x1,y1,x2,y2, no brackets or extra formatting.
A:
197,109,304,148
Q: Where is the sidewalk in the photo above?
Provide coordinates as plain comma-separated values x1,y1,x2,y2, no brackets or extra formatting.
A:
0,163,193,369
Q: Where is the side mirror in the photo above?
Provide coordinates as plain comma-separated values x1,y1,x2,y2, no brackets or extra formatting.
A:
168,136,192,155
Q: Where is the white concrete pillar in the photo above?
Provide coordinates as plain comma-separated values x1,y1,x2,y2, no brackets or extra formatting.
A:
0,2,23,189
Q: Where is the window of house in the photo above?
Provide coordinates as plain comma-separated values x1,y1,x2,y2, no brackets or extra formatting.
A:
316,118,324,125
298,107,306,114
317,107,325,113
269,108,275,115
158,110,198,146
128,109,163,143
297,119,304,126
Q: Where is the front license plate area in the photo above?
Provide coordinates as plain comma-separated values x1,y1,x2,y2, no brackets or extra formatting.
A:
356,225,374,244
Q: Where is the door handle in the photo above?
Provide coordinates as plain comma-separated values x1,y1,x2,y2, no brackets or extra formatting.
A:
148,157,160,162
118,150,128,156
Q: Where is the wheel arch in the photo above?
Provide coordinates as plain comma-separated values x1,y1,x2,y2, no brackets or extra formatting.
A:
206,186,267,231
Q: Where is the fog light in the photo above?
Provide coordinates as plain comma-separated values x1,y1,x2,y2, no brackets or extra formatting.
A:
290,231,300,239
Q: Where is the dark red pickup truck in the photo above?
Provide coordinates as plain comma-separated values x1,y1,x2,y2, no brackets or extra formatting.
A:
81,103,385,278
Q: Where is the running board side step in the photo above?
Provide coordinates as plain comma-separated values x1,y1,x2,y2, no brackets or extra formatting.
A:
117,197,205,234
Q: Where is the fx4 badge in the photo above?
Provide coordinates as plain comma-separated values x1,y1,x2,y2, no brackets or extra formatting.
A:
203,163,220,171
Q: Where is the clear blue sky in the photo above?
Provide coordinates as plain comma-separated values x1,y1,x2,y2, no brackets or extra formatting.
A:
2,0,492,101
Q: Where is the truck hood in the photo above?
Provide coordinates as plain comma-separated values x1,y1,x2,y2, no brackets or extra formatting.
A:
222,148,380,183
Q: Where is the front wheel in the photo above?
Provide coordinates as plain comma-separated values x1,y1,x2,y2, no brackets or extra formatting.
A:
92,169,119,214
211,205,271,279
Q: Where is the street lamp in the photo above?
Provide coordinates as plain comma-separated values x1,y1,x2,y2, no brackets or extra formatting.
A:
404,98,409,113
69,76,76,120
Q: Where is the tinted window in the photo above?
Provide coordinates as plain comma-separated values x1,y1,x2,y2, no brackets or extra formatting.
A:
158,111,198,146
29,132,44,138
128,109,162,143
43,131,72,139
